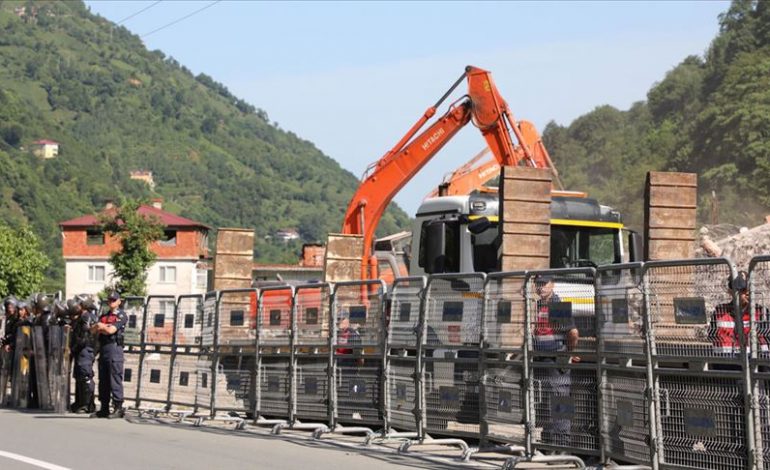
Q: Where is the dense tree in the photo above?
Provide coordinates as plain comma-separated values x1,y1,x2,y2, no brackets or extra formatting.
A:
99,199,164,297
0,224,49,298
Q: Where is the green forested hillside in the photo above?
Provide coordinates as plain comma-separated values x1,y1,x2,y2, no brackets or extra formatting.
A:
0,1,410,289
544,0,770,230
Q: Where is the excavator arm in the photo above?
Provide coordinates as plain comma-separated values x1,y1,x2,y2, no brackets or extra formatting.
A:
425,120,564,199
341,66,558,280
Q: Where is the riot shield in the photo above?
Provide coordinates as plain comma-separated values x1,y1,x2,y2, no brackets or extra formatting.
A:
48,326,70,413
11,326,32,408
32,326,52,409
0,348,11,406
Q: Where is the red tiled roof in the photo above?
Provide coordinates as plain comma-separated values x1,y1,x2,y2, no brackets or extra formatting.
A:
33,139,59,145
59,205,210,230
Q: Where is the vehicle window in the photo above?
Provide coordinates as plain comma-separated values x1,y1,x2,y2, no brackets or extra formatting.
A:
551,226,619,267
471,222,499,273
418,220,460,273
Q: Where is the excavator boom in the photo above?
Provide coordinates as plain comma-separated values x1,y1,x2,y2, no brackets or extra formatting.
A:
341,66,557,280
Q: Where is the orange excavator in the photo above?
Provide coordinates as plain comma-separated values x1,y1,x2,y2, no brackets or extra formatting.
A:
340,66,562,281
425,118,566,199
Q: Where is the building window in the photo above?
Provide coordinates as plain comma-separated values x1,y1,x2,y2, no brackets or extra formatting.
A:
179,372,189,387
153,314,165,328
184,314,195,329
159,266,176,283
124,368,133,382
159,230,177,246
88,265,105,282
150,369,161,384
86,229,105,246
196,269,208,291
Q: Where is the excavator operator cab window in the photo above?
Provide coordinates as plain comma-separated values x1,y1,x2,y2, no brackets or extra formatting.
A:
419,220,460,274
550,226,620,268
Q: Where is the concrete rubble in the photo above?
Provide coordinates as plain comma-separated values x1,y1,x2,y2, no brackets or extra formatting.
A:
697,222,770,270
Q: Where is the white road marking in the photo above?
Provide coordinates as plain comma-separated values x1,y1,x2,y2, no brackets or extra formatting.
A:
0,450,71,470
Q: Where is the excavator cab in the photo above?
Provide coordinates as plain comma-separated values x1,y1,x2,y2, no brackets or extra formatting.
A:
410,193,640,276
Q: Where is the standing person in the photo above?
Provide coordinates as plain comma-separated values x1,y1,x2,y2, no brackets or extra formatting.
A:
91,291,127,418
1,297,18,403
533,274,579,448
710,271,768,368
1,297,18,352
70,297,98,413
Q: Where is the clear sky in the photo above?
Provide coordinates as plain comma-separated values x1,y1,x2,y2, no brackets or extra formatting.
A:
86,1,728,215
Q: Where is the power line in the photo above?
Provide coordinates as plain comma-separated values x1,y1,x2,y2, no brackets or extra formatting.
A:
116,0,163,25
141,1,221,38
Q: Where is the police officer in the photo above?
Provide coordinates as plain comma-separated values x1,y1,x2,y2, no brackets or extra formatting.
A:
1,296,18,352
70,296,98,413
92,291,127,418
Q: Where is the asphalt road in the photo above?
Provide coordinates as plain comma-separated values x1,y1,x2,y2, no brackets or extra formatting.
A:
0,410,431,470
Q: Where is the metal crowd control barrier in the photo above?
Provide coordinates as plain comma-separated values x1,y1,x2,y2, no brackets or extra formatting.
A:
137,295,176,411
287,283,331,434
643,258,752,470
525,268,598,467
596,263,655,469
167,295,203,414
321,280,386,441
210,289,257,425
193,291,218,417
402,273,486,458
749,256,770,470
383,277,424,440
478,271,528,460
254,285,293,427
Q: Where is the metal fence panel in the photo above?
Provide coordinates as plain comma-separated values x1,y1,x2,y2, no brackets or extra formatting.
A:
336,359,381,426
257,355,291,419
420,274,485,438
597,264,653,466
175,295,203,347
123,350,140,409
526,269,599,454
168,353,198,409
385,277,425,433
644,259,751,470
387,356,418,431
424,274,485,348
294,355,328,422
256,286,293,420
423,355,481,438
644,260,735,361
657,374,748,470
388,277,424,349
122,297,147,347
331,281,386,427
295,284,330,347
144,296,177,347
482,272,527,446
214,353,256,414
138,352,172,407
217,290,257,347
194,355,212,414
332,281,386,349
747,256,770,469
200,292,218,348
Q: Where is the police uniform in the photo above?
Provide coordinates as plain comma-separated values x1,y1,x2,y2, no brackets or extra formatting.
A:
96,294,127,418
71,304,98,413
